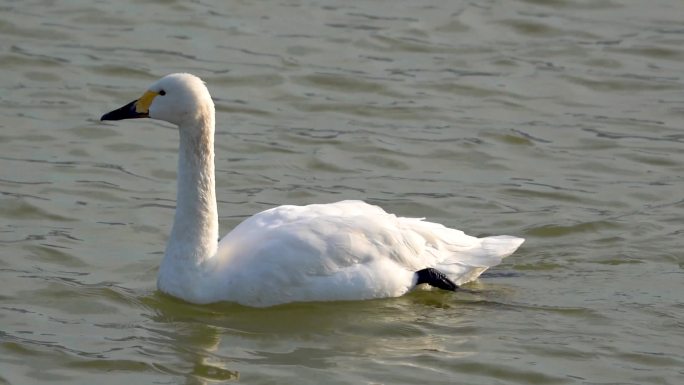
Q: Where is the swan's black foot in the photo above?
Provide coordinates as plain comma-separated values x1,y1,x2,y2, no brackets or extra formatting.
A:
415,268,458,291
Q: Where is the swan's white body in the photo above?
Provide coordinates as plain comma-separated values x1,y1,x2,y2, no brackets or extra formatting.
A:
102,73,524,307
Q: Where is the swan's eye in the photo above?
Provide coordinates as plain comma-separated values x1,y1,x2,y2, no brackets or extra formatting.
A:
159,90,166,96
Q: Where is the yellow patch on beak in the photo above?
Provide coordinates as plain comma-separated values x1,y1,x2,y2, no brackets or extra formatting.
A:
135,90,159,114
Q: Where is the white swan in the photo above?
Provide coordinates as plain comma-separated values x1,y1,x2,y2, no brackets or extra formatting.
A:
101,73,524,307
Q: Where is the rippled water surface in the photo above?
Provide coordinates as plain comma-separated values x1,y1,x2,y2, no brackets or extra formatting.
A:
1,0,683,384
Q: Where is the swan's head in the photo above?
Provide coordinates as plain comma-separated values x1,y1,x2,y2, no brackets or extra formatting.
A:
101,73,214,127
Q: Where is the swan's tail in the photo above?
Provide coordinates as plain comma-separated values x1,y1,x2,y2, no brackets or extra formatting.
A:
480,235,526,262
436,235,525,285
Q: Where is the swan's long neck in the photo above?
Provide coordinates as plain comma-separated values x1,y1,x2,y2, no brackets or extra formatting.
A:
164,111,218,267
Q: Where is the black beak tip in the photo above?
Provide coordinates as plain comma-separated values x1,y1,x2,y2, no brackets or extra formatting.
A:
100,99,147,121
100,112,116,121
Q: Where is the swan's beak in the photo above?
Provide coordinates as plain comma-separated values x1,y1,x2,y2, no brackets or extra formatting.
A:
101,90,157,121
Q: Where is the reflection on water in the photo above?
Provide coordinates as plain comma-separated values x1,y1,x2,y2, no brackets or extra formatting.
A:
1,0,684,384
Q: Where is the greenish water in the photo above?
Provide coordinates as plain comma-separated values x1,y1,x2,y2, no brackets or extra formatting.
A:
1,0,683,384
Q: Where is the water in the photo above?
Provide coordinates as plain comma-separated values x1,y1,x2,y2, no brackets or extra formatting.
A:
1,0,683,383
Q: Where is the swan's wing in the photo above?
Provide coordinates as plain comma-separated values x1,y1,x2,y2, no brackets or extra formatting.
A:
216,200,522,283
216,200,424,274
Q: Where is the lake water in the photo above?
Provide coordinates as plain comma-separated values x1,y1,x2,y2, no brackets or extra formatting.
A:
1,0,683,384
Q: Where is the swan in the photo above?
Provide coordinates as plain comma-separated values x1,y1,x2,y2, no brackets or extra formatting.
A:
101,73,524,307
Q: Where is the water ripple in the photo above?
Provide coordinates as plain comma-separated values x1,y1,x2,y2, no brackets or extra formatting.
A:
1,0,683,384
